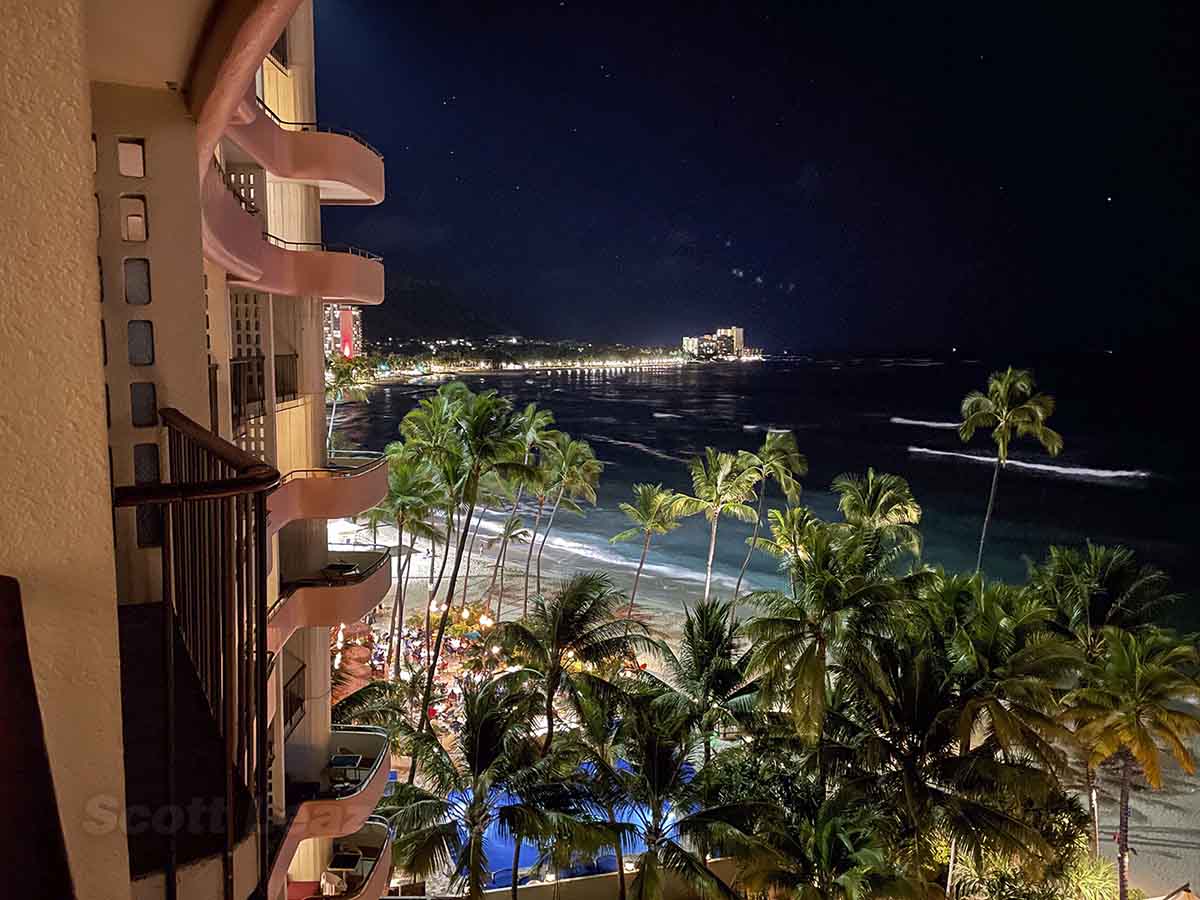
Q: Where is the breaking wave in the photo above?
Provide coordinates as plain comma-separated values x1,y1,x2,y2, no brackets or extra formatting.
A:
907,446,1151,481
652,412,683,419
584,434,686,463
890,417,960,430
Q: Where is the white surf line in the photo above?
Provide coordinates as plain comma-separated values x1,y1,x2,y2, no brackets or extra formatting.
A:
890,416,960,429
907,446,1151,479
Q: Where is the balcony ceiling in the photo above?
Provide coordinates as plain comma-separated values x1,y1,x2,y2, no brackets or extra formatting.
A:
87,0,215,89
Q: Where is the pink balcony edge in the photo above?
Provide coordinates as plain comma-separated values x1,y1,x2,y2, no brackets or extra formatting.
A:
268,726,392,900
341,817,395,900
226,87,385,206
268,550,391,654
232,239,385,304
268,459,389,536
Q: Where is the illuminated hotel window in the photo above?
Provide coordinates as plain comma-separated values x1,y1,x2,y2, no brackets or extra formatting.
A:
117,139,145,177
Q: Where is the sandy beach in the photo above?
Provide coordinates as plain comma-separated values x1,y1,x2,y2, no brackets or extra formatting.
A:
328,514,705,644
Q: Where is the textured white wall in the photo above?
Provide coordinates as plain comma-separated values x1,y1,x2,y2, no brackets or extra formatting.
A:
0,2,132,898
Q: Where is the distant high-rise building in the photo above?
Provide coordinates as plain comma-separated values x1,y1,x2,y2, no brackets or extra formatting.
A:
683,326,747,359
717,326,744,353
325,305,362,357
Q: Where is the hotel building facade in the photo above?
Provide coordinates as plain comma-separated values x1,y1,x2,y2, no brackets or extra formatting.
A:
1,2,394,899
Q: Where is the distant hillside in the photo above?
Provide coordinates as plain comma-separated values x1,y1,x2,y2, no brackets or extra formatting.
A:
362,275,506,340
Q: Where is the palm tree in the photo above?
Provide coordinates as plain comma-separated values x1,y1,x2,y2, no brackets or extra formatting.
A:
573,680,637,900
673,448,760,603
744,516,910,740
645,596,752,775
411,388,528,781
1063,628,1200,900
738,792,893,900
748,505,821,601
938,579,1079,894
497,571,655,756
494,404,556,597
461,470,513,610
522,458,556,615
379,447,443,677
733,431,807,599
325,353,374,452
383,672,584,900
332,673,434,754
534,433,602,594
610,483,683,616
832,634,1057,890
830,468,922,567
485,517,530,621
1032,543,1181,853
959,367,1063,571
609,698,763,900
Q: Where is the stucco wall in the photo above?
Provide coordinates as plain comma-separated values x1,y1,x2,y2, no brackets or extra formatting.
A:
0,2,132,898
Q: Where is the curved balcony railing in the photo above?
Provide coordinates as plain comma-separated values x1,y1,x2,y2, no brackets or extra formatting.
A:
256,97,384,158
267,725,392,899
267,455,389,535
264,233,383,261
268,548,392,653
222,89,385,205
292,815,395,900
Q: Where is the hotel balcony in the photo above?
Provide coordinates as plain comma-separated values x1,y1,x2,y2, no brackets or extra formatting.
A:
201,160,384,304
268,725,392,899
286,816,395,900
267,456,389,536
226,90,385,206
269,549,392,654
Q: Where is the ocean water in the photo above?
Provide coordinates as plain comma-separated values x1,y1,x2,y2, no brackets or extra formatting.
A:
336,355,1197,630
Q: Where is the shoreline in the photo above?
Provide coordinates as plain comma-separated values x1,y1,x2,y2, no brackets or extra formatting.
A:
327,516,702,644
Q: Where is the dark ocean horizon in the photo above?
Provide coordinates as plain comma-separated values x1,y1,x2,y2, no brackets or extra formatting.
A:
336,353,1197,631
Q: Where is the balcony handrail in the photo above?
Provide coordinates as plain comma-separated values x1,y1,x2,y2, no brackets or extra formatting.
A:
263,232,383,262
279,455,388,485
279,547,391,598
324,725,390,801
255,96,384,159
113,408,279,507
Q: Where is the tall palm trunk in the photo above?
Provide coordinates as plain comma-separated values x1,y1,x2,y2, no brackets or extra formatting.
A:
498,538,509,622
493,453,530,595
386,520,406,677
1086,765,1101,858
410,495,477,783
609,805,626,900
626,531,652,619
975,458,1002,571
426,513,454,661
510,834,522,900
462,504,488,610
523,495,546,614
1117,754,1132,900
703,515,720,603
535,485,566,594
734,487,766,600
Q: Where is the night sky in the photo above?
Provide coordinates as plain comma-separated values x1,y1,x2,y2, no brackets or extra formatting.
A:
314,2,1198,352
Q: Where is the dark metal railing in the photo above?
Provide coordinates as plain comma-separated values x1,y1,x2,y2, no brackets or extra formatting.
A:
274,353,299,403
230,355,265,432
278,548,391,601
112,408,279,900
255,96,384,159
282,662,307,740
263,232,383,261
